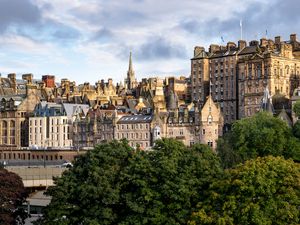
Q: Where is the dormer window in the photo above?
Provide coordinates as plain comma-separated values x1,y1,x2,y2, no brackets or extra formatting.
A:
208,115,213,124
179,118,183,124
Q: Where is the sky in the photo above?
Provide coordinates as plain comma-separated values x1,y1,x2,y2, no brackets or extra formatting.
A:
0,0,299,84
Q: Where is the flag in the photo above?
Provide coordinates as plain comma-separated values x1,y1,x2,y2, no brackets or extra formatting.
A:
221,36,225,43
240,19,242,27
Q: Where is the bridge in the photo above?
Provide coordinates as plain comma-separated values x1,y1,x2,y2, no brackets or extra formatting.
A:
7,166,67,187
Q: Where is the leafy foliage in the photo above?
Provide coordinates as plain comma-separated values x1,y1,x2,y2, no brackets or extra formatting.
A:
40,140,133,225
0,169,28,225
292,120,300,139
119,139,223,225
39,139,223,225
189,156,300,225
293,100,300,117
217,112,300,167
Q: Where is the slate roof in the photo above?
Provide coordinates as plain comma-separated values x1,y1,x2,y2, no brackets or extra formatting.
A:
117,114,153,124
62,103,90,118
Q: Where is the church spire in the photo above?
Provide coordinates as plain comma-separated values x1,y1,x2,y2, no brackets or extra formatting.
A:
125,51,136,90
129,51,133,72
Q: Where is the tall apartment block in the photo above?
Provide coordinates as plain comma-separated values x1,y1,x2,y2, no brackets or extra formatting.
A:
191,34,300,127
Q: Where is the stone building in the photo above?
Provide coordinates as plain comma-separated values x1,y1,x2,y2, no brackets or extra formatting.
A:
0,76,40,148
73,106,117,148
115,114,153,149
191,34,300,126
199,95,223,149
29,102,89,149
238,35,300,118
165,107,197,146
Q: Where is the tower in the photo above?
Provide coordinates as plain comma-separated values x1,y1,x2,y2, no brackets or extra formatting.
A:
125,52,137,90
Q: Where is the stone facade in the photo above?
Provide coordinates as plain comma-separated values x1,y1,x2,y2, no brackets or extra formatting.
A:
0,84,40,148
115,114,152,149
199,95,223,149
0,50,224,151
191,34,300,126
29,116,72,148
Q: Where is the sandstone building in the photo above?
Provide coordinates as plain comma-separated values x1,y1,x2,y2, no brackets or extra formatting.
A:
191,34,300,127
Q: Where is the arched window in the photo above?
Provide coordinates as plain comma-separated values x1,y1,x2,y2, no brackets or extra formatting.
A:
2,121,8,144
10,120,15,145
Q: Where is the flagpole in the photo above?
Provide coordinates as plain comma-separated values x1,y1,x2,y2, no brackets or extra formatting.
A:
240,20,243,40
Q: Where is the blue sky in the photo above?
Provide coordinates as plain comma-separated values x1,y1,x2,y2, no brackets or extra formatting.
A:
0,0,299,84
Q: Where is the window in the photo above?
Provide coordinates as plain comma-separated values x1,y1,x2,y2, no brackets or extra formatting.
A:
208,115,212,124
202,129,205,135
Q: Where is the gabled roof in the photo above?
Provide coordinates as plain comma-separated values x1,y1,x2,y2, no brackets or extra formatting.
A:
62,103,90,118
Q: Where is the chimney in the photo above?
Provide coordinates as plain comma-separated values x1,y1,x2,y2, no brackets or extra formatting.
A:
226,42,236,50
22,73,33,84
108,78,113,85
238,40,247,50
275,36,281,44
8,73,16,81
260,38,268,47
8,73,17,93
220,46,227,51
194,46,205,57
42,75,55,88
209,44,220,54
249,40,259,47
290,34,297,42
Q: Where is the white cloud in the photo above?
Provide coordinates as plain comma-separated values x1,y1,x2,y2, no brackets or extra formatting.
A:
0,0,298,84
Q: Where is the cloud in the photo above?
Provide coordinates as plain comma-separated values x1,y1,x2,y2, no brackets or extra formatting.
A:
0,0,41,33
0,0,299,83
134,37,187,61
179,0,300,45
91,28,115,43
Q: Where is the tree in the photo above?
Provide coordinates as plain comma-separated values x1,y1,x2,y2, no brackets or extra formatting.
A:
39,140,133,225
189,156,300,225
217,112,300,168
39,139,223,225
292,120,300,139
118,139,223,225
0,169,28,225
293,100,300,118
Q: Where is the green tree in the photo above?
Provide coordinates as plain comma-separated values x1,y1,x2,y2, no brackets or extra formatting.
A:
118,139,223,225
217,112,300,167
39,139,223,225
40,140,133,225
0,169,28,225
292,120,300,139
293,100,300,117
189,156,300,225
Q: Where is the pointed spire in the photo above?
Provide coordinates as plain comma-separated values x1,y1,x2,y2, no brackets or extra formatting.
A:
128,51,133,72
126,51,136,90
